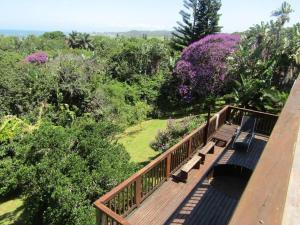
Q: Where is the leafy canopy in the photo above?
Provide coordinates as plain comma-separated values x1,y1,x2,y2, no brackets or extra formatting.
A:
172,0,222,50
174,33,240,102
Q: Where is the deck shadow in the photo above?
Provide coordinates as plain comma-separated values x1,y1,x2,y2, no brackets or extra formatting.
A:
163,176,246,225
163,137,268,225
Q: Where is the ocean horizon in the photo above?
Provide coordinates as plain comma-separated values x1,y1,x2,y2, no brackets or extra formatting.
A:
0,29,47,37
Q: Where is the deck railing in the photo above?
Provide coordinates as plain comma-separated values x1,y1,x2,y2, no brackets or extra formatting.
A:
94,105,278,225
230,77,300,225
228,106,278,135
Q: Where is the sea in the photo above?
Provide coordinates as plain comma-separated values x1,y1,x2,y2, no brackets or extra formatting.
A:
0,29,47,37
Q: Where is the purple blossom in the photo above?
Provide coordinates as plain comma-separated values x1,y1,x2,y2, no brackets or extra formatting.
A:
174,34,240,101
25,52,48,64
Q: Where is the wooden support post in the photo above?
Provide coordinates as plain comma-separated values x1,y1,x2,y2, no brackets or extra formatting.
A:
226,107,232,123
204,106,211,145
188,138,192,157
166,154,171,178
135,177,142,207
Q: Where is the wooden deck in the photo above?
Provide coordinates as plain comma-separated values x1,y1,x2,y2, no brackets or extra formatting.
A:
126,135,268,225
217,135,268,170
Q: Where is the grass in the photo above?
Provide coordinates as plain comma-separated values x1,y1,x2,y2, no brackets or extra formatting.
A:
0,198,24,225
118,119,168,163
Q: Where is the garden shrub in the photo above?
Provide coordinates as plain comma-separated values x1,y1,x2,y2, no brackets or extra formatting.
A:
151,115,205,152
25,52,48,64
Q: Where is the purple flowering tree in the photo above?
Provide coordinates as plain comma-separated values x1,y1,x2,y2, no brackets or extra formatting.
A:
174,34,240,102
25,52,48,64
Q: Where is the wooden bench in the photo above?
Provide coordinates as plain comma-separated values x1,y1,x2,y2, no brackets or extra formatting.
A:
172,154,202,182
181,155,202,180
198,141,215,163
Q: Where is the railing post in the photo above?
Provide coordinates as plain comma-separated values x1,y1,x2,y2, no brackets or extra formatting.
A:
226,106,232,123
166,154,171,178
135,177,142,207
188,137,192,157
204,106,211,145
96,209,106,225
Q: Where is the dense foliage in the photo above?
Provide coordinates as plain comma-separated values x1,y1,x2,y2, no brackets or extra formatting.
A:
172,0,222,50
0,118,136,225
224,2,300,113
174,33,240,102
0,2,299,225
0,33,177,224
151,115,205,152
67,31,94,50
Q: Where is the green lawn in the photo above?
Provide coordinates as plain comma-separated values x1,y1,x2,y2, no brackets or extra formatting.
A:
0,198,24,225
118,119,168,163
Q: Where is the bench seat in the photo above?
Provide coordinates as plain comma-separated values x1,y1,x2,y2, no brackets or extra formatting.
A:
172,154,202,182
198,141,215,163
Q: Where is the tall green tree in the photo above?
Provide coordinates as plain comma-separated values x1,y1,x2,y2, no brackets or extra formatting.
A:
67,31,94,50
171,0,222,50
272,1,294,26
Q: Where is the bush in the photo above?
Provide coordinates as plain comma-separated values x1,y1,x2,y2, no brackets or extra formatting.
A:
107,38,173,82
151,115,205,152
0,119,137,225
25,51,48,64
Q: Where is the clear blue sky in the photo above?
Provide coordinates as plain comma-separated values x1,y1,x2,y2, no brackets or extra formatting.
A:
0,0,299,32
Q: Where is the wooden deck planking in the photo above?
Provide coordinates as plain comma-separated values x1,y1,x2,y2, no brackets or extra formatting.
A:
126,135,268,225
217,135,268,170
126,145,226,225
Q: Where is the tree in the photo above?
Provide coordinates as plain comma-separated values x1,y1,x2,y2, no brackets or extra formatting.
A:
67,31,94,50
227,2,299,91
272,1,294,26
42,31,66,40
174,34,240,102
171,0,222,50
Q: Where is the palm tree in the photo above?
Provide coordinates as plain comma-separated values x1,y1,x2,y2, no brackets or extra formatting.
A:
272,1,294,26
67,31,94,50
67,31,80,49
78,33,94,50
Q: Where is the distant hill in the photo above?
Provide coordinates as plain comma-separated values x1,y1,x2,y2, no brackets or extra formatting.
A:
0,29,173,38
92,30,173,38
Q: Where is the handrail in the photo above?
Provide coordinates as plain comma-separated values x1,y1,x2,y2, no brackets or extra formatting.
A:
98,108,229,204
94,200,131,225
94,105,278,225
228,106,278,118
229,77,300,225
228,106,278,136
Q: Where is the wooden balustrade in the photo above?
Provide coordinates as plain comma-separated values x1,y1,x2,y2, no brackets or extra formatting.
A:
141,159,167,200
94,105,278,225
228,106,278,135
95,202,131,225
170,139,189,173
